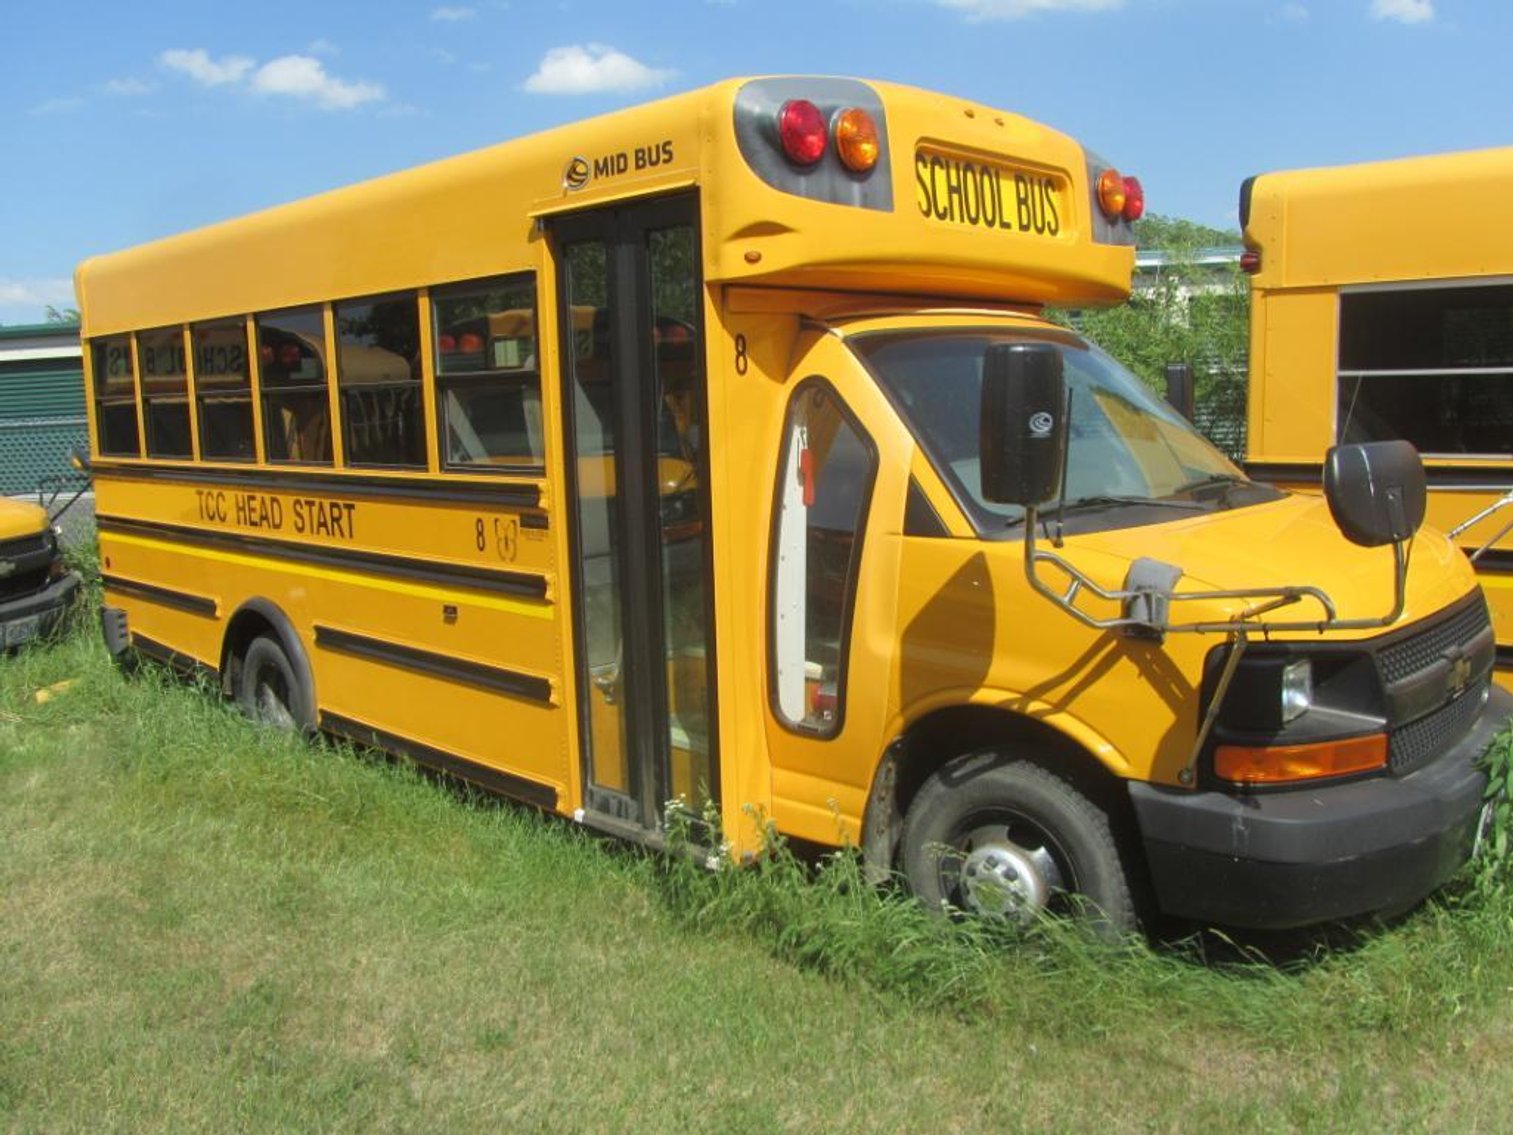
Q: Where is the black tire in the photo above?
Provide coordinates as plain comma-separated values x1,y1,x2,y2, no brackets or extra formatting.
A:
900,751,1137,934
236,635,314,731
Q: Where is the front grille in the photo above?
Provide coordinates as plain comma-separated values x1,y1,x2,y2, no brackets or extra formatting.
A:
1389,676,1491,772
0,533,49,562
1376,596,1495,774
1377,597,1492,685
0,530,55,603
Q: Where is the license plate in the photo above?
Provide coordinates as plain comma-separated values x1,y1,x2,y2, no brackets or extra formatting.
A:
914,147,1065,238
3,613,43,648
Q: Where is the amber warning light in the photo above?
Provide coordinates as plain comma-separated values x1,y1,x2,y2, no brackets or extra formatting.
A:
1096,167,1145,223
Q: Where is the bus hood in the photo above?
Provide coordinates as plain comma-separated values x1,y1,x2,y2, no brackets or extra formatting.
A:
1044,492,1479,636
0,498,50,542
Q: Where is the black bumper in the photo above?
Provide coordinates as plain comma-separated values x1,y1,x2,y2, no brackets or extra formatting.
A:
0,571,81,649
1130,685,1513,929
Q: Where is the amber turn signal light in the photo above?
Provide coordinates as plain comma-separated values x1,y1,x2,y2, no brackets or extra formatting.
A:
1096,167,1127,220
1215,734,1388,785
834,107,880,173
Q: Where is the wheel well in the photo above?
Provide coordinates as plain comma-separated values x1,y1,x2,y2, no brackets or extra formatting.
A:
219,599,313,708
863,704,1139,878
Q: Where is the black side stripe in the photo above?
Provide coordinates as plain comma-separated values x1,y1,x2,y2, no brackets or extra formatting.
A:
1470,549,1513,574
96,514,550,601
1497,645,1513,672
131,632,220,681
102,573,218,617
1246,460,1513,493
320,710,558,810
314,625,554,705
89,459,546,511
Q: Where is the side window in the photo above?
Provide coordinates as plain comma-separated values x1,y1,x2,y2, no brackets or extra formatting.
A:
90,335,140,456
1338,284,1513,457
137,326,192,458
770,380,877,736
193,318,254,461
432,274,544,470
258,306,332,465
336,292,425,468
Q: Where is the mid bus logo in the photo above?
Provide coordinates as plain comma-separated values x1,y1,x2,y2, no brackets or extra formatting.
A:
563,156,591,192
1029,411,1055,438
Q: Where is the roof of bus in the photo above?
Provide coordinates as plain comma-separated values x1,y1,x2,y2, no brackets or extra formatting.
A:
1241,146,1513,289
76,76,1137,336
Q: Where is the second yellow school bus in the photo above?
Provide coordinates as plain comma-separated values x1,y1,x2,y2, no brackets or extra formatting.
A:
1240,147,1513,692
77,77,1510,932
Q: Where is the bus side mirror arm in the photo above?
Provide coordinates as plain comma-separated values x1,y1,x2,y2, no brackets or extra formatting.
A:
1017,507,1412,637
1449,489,1513,565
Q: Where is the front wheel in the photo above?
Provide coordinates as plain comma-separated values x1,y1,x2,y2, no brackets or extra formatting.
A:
236,634,314,731
900,751,1136,934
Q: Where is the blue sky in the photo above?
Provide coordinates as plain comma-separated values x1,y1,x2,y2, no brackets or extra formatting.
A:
3,0,1508,324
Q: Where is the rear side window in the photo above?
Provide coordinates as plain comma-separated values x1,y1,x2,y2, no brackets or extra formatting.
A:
1338,284,1513,456
770,380,877,736
432,274,544,470
137,327,192,458
258,306,332,465
90,335,139,456
335,292,425,468
193,318,254,461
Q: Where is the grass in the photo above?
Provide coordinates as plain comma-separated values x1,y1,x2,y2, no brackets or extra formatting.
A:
4,621,1513,1133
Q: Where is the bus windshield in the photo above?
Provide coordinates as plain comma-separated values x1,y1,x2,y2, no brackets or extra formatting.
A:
853,328,1277,532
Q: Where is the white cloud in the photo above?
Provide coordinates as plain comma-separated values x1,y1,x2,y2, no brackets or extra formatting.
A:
431,6,476,19
1280,2,1308,21
1370,0,1433,22
932,0,1122,20
160,48,255,86
523,44,673,95
306,39,340,57
0,278,76,324
251,55,384,109
26,97,84,116
105,77,155,96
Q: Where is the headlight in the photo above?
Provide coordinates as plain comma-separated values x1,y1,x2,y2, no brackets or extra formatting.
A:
1280,659,1313,724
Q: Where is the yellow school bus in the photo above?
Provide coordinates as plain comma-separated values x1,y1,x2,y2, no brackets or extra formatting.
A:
1241,147,1513,693
76,77,1510,932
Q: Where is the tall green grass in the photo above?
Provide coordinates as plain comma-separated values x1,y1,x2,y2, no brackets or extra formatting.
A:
3,620,1512,1133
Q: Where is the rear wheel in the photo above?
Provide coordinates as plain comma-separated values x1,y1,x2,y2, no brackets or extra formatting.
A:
901,751,1136,934
236,635,313,731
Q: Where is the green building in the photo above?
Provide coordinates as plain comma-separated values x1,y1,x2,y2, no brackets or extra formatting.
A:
0,323,86,496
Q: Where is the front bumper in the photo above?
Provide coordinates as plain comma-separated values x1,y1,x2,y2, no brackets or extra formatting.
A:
0,570,81,649
1130,685,1513,929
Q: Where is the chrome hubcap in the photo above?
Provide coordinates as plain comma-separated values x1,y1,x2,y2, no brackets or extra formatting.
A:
958,839,1063,921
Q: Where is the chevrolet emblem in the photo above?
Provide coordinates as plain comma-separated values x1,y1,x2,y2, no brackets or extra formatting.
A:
1447,654,1472,699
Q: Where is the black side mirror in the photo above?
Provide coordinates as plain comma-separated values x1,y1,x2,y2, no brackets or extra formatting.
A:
1164,362,1194,422
1323,440,1426,547
69,444,92,473
980,343,1066,507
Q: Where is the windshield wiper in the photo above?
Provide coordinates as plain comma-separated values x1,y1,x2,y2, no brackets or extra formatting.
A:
1169,473,1250,497
1000,493,1204,530
1059,494,1205,514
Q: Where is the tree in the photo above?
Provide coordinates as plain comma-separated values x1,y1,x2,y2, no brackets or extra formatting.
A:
1052,214,1251,459
45,305,81,325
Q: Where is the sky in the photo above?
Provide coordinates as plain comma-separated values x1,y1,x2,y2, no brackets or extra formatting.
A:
3,0,1509,325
